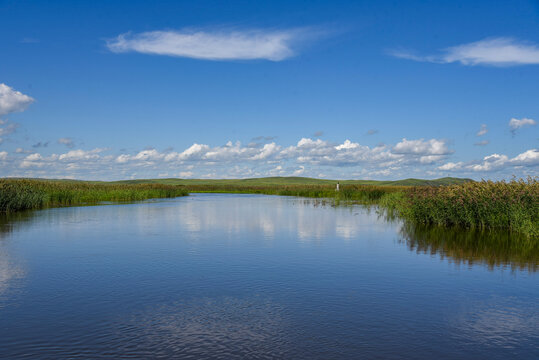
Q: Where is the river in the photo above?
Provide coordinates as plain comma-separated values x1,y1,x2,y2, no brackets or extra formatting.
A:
0,194,537,359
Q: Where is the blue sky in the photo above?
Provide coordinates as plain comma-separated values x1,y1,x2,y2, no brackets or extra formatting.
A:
0,0,538,180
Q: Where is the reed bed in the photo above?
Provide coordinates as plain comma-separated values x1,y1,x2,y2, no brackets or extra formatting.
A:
393,177,538,237
1,177,537,237
186,180,538,237
0,179,188,212
185,184,406,203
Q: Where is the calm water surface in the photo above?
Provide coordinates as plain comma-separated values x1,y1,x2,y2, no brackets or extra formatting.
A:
0,194,537,359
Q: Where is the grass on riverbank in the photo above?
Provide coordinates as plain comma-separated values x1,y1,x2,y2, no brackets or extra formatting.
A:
388,177,539,238
178,180,538,237
1,177,537,237
0,179,189,212
182,184,406,203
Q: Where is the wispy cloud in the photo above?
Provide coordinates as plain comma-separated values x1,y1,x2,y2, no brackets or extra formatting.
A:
0,122,18,137
0,83,34,117
509,117,536,135
0,120,19,144
477,124,488,136
474,140,489,146
391,37,539,66
107,27,320,61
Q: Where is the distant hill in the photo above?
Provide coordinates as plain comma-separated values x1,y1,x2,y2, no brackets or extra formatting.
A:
111,176,473,187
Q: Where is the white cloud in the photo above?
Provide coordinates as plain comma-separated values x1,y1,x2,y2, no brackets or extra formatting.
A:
0,84,34,117
116,148,165,163
250,142,281,160
509,117,536,134
178,171,193,178
437,148,539,174
59,148,105,161
438,162,464,171
392,38,539,66
132,149,163,162
0,151,7,161
293,166,305,176
116,154,131,164
511,149,539,165
107,28,315,61
163,143,211,162
20,153,46,168
5,137,537,180
281,138,399,166
470,154,509,172
419,155,445,164
335,139,359,150
477,124,488,136
15,148,33,154
392,138,451,155
26,153,43,161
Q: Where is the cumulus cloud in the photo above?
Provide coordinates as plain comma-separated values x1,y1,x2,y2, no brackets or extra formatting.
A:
107,27,318,61
58,137,75,148
251,142,281,160
392,138,451,155
293,166,305,176
178,171,193,178
477,124,488,136
509,117,536,134
0,84,34,117
335,139,359,150
391,38,539,66
20,148,107,168
438,162,464,171
469,154,509,172
5,137,537,180
511,149,539,165
438,149,538,173
58,148,105,161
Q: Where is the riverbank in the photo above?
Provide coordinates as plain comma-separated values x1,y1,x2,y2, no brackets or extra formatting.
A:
0,179,189,212
179,179,538,237
1,177,537,237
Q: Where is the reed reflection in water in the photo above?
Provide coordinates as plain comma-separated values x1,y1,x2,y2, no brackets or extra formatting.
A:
398,223,538,272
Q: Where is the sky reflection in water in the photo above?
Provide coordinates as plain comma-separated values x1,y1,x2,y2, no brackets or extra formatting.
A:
0,194,537,359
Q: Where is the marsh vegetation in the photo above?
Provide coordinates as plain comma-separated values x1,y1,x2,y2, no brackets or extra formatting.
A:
0,177,537,237
0,179,188,212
